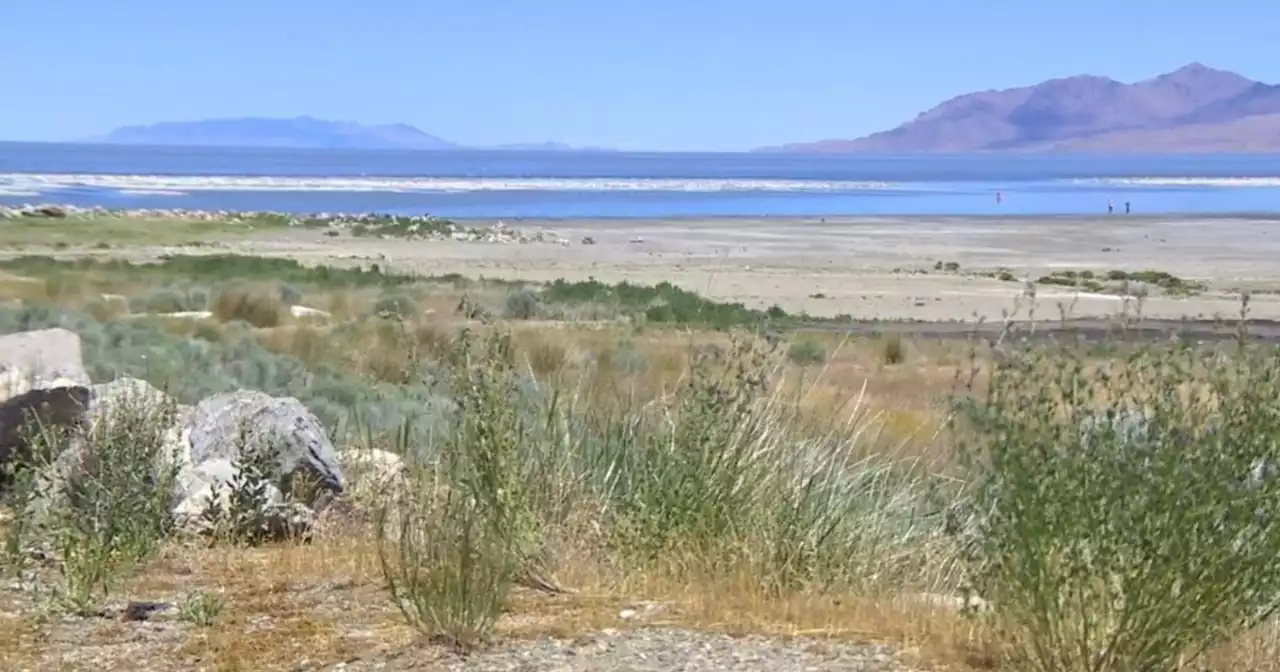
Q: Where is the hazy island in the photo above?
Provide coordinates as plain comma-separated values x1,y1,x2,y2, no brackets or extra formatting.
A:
87,116,614,152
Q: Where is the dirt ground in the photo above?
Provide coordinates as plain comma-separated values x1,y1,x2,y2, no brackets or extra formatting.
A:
8,214,1280,322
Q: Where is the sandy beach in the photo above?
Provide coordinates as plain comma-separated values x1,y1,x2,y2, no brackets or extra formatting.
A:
173,214,1280,323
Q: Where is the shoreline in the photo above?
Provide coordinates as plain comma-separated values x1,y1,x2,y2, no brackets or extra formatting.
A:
10,202,1280,223
8,202,1280,224
454,211,1280,224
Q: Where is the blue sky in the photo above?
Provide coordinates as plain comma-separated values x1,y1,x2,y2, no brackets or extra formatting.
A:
2,1,1275,151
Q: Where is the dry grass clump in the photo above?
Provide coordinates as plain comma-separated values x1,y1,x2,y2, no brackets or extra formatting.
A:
881,333,906,364
0,272,49,302
357,329,960,657
210,284,289,328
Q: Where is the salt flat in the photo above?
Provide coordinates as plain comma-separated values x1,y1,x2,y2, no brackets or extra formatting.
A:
244,214,1280,322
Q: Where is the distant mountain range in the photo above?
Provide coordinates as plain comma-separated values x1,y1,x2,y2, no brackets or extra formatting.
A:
88,116,614,152
762,63,1280,153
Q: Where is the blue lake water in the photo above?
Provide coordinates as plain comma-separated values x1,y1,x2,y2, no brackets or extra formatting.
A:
3,142,1280,218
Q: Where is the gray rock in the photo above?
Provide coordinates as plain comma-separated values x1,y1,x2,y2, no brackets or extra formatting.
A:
186,390,343,502
32,380,193,525
20,204,67,218
174,458,281,518
0,384,91,488
337,447,406,502
121,601,173,622
183,457,241,493
63,377,192,491
173,457,313,542
12,382,337,543
260,501,315,542
86,377,186,426
0,328,92,393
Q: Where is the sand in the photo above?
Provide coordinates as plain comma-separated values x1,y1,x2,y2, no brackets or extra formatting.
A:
248,214,1280,323
12,214,1280,323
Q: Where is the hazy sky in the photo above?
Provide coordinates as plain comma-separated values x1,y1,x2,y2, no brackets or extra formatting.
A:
2,1,1275,151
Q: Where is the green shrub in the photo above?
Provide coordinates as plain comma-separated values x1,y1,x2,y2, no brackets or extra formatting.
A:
8,395,184,615
607,337,649,375
503,289,541,320
373,292,418,319
540,278,793,329
277,283,303,306
377,332,538,650
956,339,1280,671
607,339,781,558
179,590,225,627
128,288,190,314
378,463,516,651
196,433,295,546
787,339,826,366
83,298,128,323
373,329,948,644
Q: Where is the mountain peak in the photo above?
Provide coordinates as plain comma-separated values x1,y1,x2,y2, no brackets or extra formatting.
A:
764,64,1277,153
1149,62,1249,85
1174,61,1213,73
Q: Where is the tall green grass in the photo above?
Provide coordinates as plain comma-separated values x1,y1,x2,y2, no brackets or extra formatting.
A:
369,329,954,647
956,336,1280,671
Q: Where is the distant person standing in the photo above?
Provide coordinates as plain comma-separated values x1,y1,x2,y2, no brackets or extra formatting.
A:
1125,201,1131,214
1108,200,1114,214
996,191,1003,205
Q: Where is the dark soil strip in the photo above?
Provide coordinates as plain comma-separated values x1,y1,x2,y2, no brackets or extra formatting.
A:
802,318,1280,345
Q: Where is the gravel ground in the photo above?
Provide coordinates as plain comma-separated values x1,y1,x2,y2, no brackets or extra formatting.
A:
338,629,928,671
2,576,941,672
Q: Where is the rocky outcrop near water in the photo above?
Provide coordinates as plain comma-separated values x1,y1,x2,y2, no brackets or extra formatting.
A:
0,204,577,245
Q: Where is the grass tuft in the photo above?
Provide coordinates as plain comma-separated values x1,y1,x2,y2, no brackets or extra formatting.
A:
211,284,289,328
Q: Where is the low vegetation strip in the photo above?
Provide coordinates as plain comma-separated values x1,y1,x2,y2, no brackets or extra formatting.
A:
0,254,821,330
1034,268,1208,296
